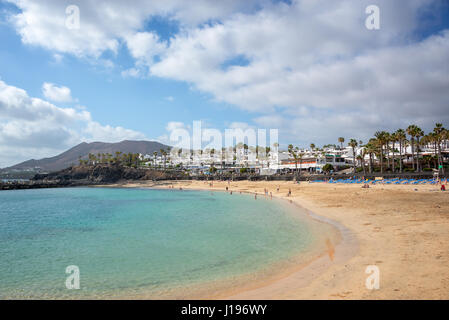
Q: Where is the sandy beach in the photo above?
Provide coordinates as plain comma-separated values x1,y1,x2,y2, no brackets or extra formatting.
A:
104,179,449,300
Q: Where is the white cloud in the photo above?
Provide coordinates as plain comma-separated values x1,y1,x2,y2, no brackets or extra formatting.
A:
6,0,260,58
42,82,74,103
0,79,146,167
156,121,191,145
150,0,443,109
5,0,449,147
147,0,449,144
125,32,166,66
166,121,187,132
121,68,141,78
83,121,146,143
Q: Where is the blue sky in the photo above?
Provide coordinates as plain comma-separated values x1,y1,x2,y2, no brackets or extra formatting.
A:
0,0,448,167
0,3,253,140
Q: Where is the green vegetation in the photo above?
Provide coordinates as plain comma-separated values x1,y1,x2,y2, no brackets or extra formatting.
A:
79,152,145,168
240,167,248,173
340,123,448,175
322,164,334,173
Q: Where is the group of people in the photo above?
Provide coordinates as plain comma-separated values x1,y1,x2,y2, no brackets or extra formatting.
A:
263,188,273,199
199,180,300,200
222,183,291,200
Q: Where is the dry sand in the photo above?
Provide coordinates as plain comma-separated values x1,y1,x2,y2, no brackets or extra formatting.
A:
103,180,449,299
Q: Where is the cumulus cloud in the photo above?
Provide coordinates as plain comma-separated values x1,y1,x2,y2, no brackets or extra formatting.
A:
125,32,166,66
42,82,74,103
147,0,449,145
0,80,146,167
6,0,260,58
5,0,449,147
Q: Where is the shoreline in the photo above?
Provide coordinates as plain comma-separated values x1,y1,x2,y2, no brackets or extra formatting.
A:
101,179,449,299
98,181,357,300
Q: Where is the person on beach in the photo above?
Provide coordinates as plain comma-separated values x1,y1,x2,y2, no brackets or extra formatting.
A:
226,186,228,191
288,188,292,197
441,184,446,191
277,186,280,192
270,192,272,199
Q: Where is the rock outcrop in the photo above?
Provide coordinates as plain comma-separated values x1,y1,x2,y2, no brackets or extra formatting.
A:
32,164,188,184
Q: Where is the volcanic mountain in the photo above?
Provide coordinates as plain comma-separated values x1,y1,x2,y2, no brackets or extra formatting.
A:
2,140,170,173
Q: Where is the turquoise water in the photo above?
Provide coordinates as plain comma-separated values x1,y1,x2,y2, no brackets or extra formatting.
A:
0,187,320,299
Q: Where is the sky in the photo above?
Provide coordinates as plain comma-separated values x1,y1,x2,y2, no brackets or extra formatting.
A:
0,0,448,167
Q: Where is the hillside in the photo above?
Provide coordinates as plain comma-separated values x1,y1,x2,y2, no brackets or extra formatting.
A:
2,140,170,173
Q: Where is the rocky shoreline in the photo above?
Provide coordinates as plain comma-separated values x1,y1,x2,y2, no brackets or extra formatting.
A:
1,164,189,191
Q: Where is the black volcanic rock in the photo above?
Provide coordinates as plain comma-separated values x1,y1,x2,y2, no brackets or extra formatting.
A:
3,140,170,172
32,164,188,183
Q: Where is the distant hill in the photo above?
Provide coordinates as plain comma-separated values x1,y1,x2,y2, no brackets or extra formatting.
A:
2,140,170,173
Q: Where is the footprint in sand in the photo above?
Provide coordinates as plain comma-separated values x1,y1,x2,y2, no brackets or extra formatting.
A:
326,238,335,261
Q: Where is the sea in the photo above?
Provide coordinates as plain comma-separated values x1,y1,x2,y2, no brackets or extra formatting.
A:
0,187,335,299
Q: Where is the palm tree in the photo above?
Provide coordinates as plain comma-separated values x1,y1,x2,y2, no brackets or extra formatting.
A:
385,132,392,171
338,137,345,150
166,148,171,168
394,129,406,173
357,153,366,175
348,139,358,173
390,132,397,172
374,131,388,173
406,124,420,171
160,149,167,169
298,152,305,174
221,147,226,169
415,127,424,172
310,143,316,151
265,146,271,168
152,151,158,167
364,139,377,173
433,123,446,174
115,151,122,164
288,144,300,178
